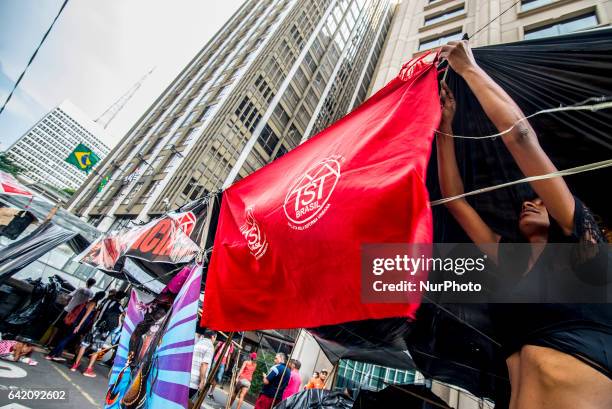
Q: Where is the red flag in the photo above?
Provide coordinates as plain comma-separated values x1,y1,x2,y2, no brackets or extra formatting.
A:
202,53,441,331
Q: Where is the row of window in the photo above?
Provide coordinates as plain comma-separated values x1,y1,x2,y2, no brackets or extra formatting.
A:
419,5,599,51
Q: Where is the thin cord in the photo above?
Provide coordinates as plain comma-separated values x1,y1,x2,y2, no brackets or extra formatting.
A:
468,1,521,41
435,96,612,139
0,0,69,117
430,158,612,206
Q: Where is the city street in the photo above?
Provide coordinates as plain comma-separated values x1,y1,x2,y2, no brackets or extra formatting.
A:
0,351,108,409
0,350,253,409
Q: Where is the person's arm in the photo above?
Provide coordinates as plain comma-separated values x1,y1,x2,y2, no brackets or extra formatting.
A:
199,362,209,388
263,366,278,385
440,41,575,234
237,361,247,379
74,302,95,333
437,81,500,260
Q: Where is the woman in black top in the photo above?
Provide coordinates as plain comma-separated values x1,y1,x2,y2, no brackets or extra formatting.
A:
437,41,611,409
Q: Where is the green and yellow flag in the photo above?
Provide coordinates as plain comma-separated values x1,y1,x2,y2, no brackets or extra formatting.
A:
98,175,110,192
65,143,100,173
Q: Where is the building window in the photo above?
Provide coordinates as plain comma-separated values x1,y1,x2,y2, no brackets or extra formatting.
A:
525,12,598,40
418,30,463,51
165,153,181,172
182,178,197,196
182,126,201,145
236,97,262,133
424,6,464,26
216,86,230,101
521,0,553,12
255,75,273,103
145,137,163,155
274,144,288,159
258,124,279,156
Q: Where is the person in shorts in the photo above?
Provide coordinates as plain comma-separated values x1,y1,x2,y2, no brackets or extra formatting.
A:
231,352,257,409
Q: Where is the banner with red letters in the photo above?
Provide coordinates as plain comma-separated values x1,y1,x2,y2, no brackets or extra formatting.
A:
77,199,211,273
202,53,442,331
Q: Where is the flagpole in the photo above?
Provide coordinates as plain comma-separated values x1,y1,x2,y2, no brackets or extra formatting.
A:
224,333,245,409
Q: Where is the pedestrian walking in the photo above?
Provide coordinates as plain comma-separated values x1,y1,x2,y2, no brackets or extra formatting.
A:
189,330,216,399
46,291,105,362
254,352,291,409
282,359,302,400
230,352,258,409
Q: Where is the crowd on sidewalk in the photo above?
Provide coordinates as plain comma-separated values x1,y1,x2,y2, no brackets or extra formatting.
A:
1,275,330,409
189,330,331,409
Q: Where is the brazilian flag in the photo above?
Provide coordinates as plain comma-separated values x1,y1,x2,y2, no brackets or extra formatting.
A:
65,143,100,173
98,175,110,192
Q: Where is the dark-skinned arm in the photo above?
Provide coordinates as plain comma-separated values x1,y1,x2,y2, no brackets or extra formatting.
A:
440,41,575,235
437,81,500,260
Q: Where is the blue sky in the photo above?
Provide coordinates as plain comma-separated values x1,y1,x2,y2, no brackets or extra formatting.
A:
0,0,244,150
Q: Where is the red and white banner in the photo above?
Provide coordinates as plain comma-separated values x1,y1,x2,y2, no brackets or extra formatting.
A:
78,211,201,272
0,171,32,197
202,53,441,331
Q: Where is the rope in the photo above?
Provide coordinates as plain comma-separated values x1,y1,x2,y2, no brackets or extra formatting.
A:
467,1,521,41
430,158,612,206
435,97,612,140
0,0,69,117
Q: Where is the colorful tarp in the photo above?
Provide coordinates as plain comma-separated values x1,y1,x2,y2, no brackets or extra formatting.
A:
105,264,202,409
202,53,441,331
105,291,146,409
77,199,211,274
148,264,201,408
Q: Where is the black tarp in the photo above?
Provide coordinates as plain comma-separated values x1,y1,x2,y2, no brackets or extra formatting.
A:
353,384,452,409
0,222,77,285
275,390,353,409
310,27,612,407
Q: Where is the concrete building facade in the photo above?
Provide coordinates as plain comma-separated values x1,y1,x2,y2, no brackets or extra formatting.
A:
370,0,611,92
68,0,394,232
5,100,110,191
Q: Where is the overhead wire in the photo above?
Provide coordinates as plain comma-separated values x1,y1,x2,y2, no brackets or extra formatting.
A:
434,96,612,140
467,1,521,41
0,0,70,117
430,158,612,206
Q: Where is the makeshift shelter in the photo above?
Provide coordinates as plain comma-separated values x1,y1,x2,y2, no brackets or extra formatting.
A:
0,172,101,285
308,27,612,406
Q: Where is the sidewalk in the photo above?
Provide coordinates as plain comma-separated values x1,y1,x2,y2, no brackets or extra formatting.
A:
201,386,254,409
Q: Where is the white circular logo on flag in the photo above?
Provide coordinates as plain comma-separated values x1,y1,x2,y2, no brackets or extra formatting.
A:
284,156,343,230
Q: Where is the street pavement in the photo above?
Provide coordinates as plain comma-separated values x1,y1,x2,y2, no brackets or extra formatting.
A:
0,350,108,409
0,350,254,409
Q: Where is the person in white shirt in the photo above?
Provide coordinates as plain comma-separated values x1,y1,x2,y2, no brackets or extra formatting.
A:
64,278,96,313
189,330,216,399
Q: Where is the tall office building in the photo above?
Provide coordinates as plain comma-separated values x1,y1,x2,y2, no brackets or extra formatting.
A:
69,0,394,232
370,0,610,92
5,100,110,190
